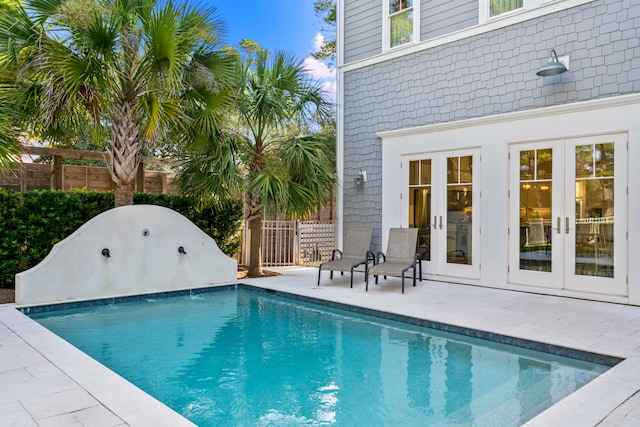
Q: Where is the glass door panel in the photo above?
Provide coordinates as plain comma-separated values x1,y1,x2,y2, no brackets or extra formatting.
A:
574,143,615,278
509,141,563,289
446,156,472,265
510,134,627,296
404,150,480,280
519,149,553,272
409,159,432,261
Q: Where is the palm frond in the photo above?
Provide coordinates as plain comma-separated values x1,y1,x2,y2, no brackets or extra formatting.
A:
176,131,243,201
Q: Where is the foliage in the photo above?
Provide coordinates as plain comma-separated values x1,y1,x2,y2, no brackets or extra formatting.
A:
312,0,336,65
0,189,23,288
0,0,235,206
177,43,336,276
0,189,242,288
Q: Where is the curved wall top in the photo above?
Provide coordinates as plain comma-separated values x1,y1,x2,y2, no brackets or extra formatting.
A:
15,205,237,305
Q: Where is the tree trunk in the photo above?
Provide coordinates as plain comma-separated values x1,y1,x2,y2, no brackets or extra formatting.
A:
107,78,140,208
247,213,263,277
115,182,134,208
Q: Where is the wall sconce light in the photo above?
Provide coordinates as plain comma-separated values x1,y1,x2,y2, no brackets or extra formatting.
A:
536,49,568,76
355,170,367,186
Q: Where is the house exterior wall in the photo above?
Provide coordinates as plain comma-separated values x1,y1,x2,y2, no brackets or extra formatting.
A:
338,0,640,303
421,0,478,41
343,0,382,63
343,0,479,64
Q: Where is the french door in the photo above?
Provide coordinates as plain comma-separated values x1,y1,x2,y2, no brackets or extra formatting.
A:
404,149,481,280
508,134,627,295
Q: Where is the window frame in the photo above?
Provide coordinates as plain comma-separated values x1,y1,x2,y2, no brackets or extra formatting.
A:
383,0,420,51
479,0,556,23
373,0,595,60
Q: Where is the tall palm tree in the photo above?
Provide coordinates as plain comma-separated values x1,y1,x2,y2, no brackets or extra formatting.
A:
0,1,24,174
0,0,235,206
0,98,21,174
178,47,336,277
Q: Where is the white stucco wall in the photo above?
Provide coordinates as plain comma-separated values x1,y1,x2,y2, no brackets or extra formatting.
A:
377,94,640,305
15,205,237,305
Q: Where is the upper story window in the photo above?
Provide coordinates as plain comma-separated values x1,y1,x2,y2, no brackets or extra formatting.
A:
389,0,414,48
490,0,524,17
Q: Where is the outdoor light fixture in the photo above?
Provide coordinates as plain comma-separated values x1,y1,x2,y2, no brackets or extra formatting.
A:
356,170,367,186
536,49,568,76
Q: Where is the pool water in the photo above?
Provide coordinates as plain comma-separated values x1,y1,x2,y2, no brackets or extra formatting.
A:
29,288,609,426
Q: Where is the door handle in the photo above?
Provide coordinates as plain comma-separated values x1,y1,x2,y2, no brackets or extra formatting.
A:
439,216,443,230
565,217,570,234
433,216,437,229
556,217,561,233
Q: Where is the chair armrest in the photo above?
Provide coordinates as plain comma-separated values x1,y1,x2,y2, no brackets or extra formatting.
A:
376,251,386,263
366,250,377,265
331,249,342,260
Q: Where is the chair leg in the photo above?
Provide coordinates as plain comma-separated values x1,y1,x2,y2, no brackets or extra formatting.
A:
413,266,416,287
350,266,354,288
365,271,369,291
317,266,322,286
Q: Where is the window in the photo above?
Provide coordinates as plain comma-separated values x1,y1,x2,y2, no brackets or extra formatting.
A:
388,0,414,48
489,0,523,17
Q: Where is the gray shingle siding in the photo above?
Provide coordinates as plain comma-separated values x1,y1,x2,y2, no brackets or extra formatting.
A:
343,0,478,65
421,0,478,41
342,0,640,250
344,0,382,63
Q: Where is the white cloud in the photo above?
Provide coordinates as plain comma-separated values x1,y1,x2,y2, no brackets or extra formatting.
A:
312,32,325,52
302,56,335,79
304,33,336,102
321,79,337,102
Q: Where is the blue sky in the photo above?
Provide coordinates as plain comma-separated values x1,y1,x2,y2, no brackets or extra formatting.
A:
211,0,336,99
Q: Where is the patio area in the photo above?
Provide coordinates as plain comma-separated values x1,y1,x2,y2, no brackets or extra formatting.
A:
1,266,640,426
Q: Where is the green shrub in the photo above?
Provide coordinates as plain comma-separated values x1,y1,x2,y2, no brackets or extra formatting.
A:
0,190,24,289
0,189,243,288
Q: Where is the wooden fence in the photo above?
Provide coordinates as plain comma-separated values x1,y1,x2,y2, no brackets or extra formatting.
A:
4,147,338,267
0,146,178,194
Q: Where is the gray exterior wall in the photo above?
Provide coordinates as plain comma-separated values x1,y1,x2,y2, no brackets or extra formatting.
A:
343,0,383,63
421,0,478,41
342,0,640,249
343,0,478,64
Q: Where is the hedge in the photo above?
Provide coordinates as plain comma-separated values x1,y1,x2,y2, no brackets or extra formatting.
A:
0,189,243,288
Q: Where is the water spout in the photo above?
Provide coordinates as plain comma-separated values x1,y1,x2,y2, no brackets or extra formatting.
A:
101,248,111,258
178,246,187,255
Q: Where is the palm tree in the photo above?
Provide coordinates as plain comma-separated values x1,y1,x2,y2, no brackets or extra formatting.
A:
0,98,21,174
0,0,235,206
178,47,336,277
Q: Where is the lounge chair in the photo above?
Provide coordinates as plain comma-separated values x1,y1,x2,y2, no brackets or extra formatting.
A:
317,228,374,287
366,228,422,294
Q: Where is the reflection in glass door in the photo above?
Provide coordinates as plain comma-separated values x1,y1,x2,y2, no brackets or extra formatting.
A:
409,159,432,261
509,134,627,296
574,143,615,278
405,150,480,280
518,149,553,272
447,156,473,265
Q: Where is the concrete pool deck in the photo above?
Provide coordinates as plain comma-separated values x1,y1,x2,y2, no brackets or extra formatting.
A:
1,266,640,426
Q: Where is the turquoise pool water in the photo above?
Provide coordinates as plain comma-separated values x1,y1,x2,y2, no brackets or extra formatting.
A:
29,288,609,426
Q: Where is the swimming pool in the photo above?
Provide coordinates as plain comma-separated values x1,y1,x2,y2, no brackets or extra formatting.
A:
27,286,612,426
